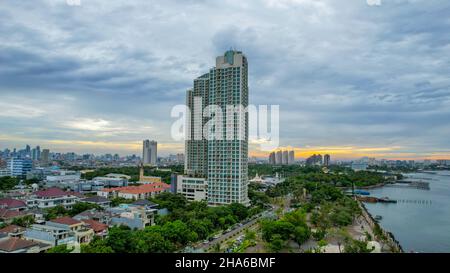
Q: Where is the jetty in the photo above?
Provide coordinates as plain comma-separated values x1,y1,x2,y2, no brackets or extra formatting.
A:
385,181,430,190
356,196,397,203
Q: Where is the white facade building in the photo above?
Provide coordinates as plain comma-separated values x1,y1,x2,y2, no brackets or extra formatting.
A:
176,175,208,202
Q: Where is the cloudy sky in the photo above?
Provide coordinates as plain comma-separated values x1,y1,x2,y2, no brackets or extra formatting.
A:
1,0,449,160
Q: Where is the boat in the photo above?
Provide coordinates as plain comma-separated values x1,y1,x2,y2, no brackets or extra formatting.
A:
374,215,383,221
354,190,370,196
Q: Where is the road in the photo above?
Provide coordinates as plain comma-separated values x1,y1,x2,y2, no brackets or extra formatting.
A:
195,209,274,252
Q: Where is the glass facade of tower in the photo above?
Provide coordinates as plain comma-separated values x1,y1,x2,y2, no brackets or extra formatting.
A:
185,50,249,206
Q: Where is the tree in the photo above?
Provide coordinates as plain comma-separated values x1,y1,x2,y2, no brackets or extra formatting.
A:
293,225,310,245
12,215,35,227
344,239,373,253
0,176,19,191
46,244,73,253
106,226,134,253
45,205,68,220
267,234,285,253
229,203,249,221
81,237,114,253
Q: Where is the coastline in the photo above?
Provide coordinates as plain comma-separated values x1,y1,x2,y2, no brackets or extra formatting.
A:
358,200,404,253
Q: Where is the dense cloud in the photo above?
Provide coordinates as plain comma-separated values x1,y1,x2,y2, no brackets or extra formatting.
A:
0,0,449,158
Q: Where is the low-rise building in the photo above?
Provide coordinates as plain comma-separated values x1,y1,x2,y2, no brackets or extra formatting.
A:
47,217,94,244
24,224,75,247
176,175,207,202
0,209,32,224
26,187,81,209
98,183,170,200
82,219,108,238
81,196,111,208
108,203,158,230
0,236,50,253
0,225,26,238
92,176,128,188
0,198,27,211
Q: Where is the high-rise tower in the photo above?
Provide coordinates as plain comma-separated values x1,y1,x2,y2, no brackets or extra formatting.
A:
143,140,157,165
184,50,249,206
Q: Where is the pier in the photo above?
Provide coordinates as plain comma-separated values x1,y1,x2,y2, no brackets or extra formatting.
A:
385,181,430,190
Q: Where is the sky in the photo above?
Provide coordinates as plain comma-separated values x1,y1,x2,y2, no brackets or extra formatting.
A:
0,0,450,160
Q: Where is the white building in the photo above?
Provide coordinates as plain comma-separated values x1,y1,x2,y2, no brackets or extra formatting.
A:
176,175,207,202
45,170,81,187
26,187,81,209
184,50,250,206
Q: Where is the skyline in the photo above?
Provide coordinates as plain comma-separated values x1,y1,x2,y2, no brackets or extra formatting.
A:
1,142,448,161
1,0,450,160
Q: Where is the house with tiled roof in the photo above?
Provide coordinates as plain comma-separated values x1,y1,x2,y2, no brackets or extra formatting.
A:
0,198,27,211
0,225,26,238
26,187,81,209
0,208,32,224
82,219,108,237
0,236,51,253
97,182,170,200
47,217,94,244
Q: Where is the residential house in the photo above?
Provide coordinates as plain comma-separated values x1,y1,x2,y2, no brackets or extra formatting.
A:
0,225,26,238
0,208,32,224
97,182,170,200
108,203,158,230
26,187,81,209
81,196,111,208
47,217,94,244
0,198,28,211
0,236,51,253
82,219,108,238
24,224,75,247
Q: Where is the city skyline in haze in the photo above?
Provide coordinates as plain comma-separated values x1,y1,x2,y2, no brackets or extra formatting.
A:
1,1,450,160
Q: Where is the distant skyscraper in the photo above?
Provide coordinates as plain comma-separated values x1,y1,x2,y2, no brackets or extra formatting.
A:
41,149,50,166
31,146,41,161
324,154,331,166
282,151,289,165
288,150,295,165
143,140,157,165
269,152,276,165
184,50,249,206
306,154,323,166
275,151,282,165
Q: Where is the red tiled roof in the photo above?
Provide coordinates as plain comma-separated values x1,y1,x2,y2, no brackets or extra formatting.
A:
101,183,171,195
34,187,68,198
0,237,38,252
82,219,108,233
0,198,27,209
49,216,82,226
0,225,26,234
67,191,85,198
0,209,26,220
